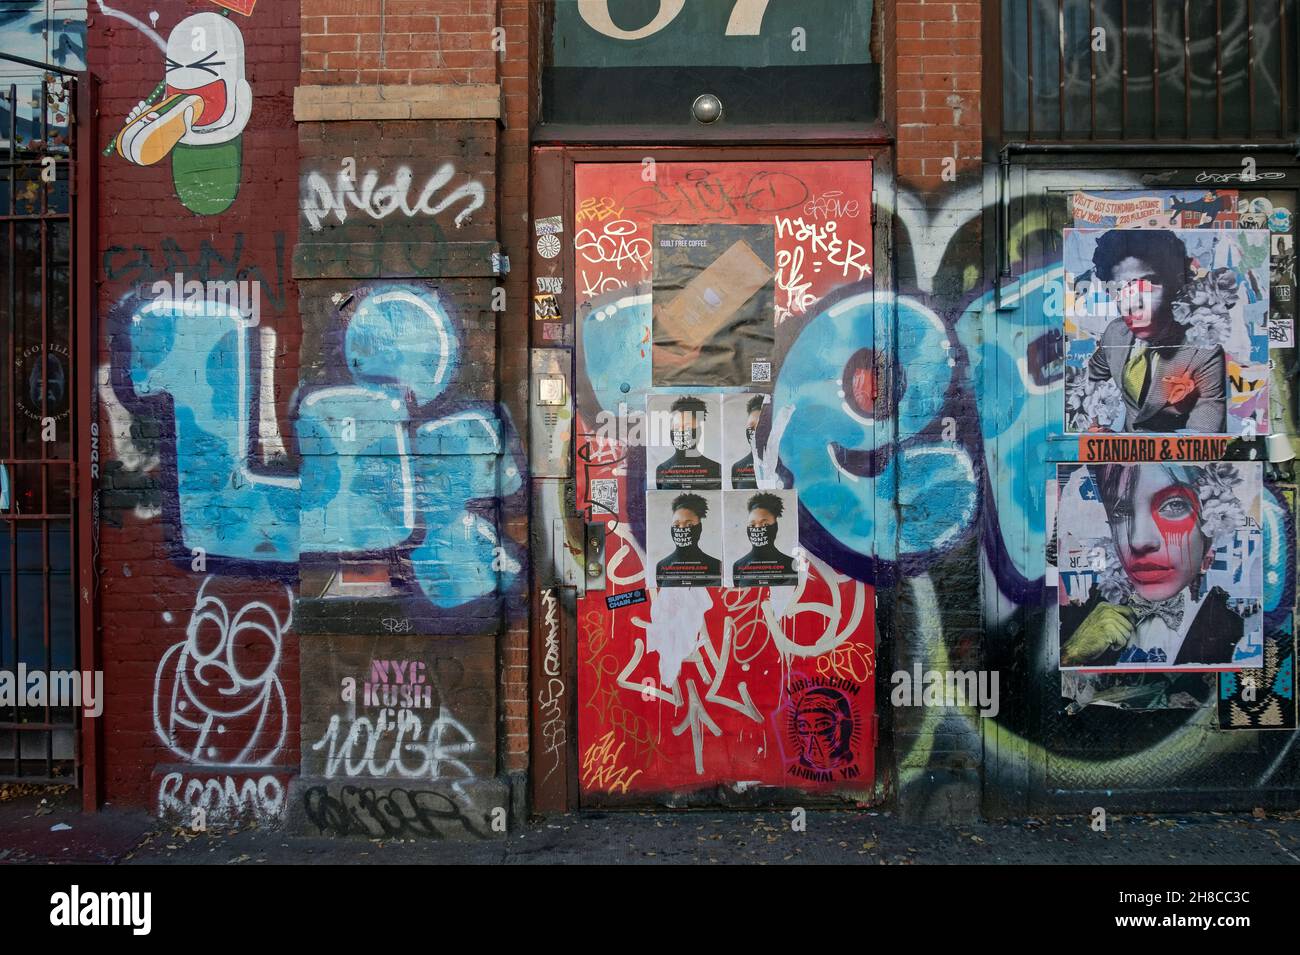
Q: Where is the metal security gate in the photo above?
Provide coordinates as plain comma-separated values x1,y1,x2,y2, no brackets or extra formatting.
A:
0,56,91,785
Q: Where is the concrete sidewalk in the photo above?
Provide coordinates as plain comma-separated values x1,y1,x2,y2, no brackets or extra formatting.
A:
2,788,1299,864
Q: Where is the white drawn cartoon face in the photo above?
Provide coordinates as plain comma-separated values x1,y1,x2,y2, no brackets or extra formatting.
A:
165,12,253,145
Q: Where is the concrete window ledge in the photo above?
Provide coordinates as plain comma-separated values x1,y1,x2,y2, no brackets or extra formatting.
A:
294,84,502,122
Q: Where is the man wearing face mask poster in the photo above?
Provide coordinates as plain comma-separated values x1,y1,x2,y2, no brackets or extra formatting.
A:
729,394,765,490
730,492,799,587
653,493,722,588
1057,462,1261,671
654,396,722,490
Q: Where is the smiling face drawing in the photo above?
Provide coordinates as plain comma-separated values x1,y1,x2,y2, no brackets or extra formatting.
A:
1102,466,1212,602
166,12,252,146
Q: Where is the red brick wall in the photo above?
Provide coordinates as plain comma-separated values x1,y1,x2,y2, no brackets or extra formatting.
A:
302,3,500,86
883,0,986,820
498,0,532,777
891,1,982,189
93,0,301,817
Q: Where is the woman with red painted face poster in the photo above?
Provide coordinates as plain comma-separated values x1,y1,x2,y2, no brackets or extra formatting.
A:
1056,462,1264,672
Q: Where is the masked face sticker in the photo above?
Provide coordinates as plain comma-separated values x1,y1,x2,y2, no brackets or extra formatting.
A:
669,409,700,451
792,688,854,772
166,12,253,145
670,507,702,549
671,428,699,451
671,524,701,548
746,506,778,547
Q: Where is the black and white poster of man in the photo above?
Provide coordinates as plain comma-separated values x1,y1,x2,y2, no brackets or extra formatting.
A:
646,393,723,491
722,393,769,491
724,489,800,588
1056,462,1264,673
1062,227,1270,437
647,490,723,589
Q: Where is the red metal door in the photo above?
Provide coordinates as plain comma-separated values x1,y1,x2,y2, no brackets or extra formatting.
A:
569,158,879,804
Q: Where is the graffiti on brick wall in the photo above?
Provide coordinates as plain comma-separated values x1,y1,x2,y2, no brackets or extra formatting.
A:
153,577,289,765
102,231,290,315
299,634,494,785
157,770,287,824
302,785,490,839
107,281,524,625
301,160,486,233
296,637,500,841
147,576,294,823
309,662,479,783
104,2,258,215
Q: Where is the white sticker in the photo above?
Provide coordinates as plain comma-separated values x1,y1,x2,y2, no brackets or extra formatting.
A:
537,234,561,259
535,215,564,236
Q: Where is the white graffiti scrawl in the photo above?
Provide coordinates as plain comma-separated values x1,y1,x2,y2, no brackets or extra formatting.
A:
310,705,478,782
153,578,291,766
301,160,486,232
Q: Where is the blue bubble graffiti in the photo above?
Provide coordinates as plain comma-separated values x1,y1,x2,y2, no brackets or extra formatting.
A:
116,284,523,611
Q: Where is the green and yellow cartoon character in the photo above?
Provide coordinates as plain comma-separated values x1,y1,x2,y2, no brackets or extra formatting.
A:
114,11,252,215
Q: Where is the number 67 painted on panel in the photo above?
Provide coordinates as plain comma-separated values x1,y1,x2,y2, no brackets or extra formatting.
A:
578,0,770,39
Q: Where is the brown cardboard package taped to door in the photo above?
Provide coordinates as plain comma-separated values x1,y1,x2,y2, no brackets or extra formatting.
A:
655,239,772,352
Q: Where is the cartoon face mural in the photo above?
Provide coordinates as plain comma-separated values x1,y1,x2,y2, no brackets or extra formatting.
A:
111,6,255,215
166,12,253,146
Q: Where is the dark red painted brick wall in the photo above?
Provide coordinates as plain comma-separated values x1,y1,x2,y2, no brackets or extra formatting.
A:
92,0,300,817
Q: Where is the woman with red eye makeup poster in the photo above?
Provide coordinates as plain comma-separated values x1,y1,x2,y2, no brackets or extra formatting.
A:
1055,462,1264,672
